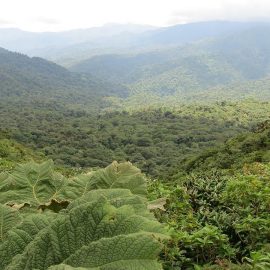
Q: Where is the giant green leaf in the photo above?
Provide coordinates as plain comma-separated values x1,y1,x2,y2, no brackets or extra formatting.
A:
48,266,90,270
0,160,68,208
66,189,154,219
62,233,163,270
0,161,148,210
48,234,163,270
88,162,147,196
0,161,167,270
6,197,165,269
62,161,147,198
0,204,21,243
0,213,55,269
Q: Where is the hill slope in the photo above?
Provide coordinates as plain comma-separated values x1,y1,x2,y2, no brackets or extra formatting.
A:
184,121,270,173
70,25,270,97
0,131,42,171
0,48,128,109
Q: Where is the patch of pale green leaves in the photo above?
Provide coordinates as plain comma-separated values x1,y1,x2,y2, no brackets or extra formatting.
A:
0,160,167,270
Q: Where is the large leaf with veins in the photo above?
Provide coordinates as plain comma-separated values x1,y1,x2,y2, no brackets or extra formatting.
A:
0,160,68,208
0,204,21,243
6,198,166,269
0,213,55,269
0,161,167,270
50,234,163,270
59,161,147,201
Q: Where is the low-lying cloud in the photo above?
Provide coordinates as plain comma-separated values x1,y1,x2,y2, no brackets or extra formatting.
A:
1,0,270,31
168,0,270,25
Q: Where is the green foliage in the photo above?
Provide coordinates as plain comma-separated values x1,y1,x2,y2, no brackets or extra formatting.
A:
0,137,42,172
1,99,270,180
221,163,270,254
178,225,235,264
148,163,270,269
244,248,270,270
185,122,270,173
0,204,21,242
0,161,167,270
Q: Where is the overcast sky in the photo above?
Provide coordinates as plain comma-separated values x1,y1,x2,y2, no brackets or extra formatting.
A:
0,0,269,32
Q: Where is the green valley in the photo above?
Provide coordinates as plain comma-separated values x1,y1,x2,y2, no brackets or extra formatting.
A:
0,19,270,270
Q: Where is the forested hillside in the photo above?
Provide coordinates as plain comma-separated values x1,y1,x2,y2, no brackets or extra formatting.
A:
0,131,42,171
0,47,128,110
70,24,270,100
184,121,270,173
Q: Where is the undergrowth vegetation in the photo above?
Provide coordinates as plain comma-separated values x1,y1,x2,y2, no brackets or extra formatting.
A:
149,162,270,269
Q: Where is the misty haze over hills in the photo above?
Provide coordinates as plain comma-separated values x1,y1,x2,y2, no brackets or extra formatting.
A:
1,20,270,106
0,21,269,65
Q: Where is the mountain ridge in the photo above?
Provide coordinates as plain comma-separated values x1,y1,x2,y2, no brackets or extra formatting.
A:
69,24,270,98
1,21,268,65
0,47,129,109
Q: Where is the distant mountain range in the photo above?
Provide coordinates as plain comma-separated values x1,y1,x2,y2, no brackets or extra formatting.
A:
70,24,270,96
1,21,270,109
0,21,268,66
0,23,156,65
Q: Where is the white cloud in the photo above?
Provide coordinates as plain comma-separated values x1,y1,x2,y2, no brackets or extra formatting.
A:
0,0,269,31
170,0,270,24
